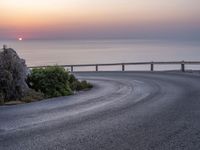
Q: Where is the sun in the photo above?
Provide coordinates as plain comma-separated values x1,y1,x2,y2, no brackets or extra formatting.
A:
18,37,23,41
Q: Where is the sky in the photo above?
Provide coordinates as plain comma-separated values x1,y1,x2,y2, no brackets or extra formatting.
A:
0,0,199,40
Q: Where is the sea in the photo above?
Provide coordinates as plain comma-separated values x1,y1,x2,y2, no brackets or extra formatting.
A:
1,39,200,71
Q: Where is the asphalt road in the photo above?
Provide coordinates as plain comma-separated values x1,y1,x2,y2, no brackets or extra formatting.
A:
1,71,200,150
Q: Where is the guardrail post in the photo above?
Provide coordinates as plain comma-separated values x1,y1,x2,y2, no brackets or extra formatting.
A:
151,62,154,71
181,61,185,72
96,65,98,71
71,66,73,72
122,64,125,71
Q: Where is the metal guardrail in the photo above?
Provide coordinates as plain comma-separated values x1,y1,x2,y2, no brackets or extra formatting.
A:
29,61,200,72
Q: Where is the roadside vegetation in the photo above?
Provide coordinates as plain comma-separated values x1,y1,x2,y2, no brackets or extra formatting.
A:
27,66,93,98
0,66,93,105
0,47,92,105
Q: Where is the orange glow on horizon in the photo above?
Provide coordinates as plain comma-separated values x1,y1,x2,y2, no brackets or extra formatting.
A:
0,0,199,39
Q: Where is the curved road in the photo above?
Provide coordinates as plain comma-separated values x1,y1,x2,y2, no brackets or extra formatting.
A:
0,72,200,150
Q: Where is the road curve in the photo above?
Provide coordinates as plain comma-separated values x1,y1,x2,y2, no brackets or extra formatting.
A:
0,72,200,150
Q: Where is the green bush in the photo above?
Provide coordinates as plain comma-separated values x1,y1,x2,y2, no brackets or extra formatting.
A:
69,74,78,83
69,74,93,91
70,81,93,91
20,90,45,103
80,80,93,90
27,66,73,98
71,80,92,91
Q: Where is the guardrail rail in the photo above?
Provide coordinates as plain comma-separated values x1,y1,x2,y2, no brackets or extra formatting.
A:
29,61,200,72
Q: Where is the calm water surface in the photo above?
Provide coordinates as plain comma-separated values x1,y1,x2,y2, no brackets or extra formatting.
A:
1,39,200,71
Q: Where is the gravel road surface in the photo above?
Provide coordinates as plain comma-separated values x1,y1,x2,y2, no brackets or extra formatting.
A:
0,72,200,150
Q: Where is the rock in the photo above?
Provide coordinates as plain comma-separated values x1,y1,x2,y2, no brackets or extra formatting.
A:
0,46,29,101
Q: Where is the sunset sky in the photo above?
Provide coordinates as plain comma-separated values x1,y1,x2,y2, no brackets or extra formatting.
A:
0,0,199,40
